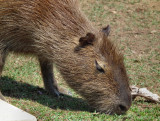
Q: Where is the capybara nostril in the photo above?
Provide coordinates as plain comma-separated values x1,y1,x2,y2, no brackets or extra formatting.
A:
114,103,131,115
119,104,128,113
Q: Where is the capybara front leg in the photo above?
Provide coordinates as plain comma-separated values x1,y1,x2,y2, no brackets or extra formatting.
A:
38,57,62,97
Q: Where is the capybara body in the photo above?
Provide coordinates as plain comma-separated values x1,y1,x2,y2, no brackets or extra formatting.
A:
0,0,131,114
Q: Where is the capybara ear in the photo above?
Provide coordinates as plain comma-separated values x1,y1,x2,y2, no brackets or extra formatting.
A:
102,25,110,37
79,33,95,47
74,33,95,51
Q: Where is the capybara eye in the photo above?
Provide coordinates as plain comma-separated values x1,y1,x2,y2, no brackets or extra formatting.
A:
95,60,105,73
97,67,105,73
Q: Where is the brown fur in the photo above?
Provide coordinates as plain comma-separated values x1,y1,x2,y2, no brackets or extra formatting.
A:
0,0,131,114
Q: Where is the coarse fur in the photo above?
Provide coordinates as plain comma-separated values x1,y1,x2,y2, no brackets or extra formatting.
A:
0,0,131,114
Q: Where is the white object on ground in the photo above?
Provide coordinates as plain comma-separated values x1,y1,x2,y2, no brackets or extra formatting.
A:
131,85,160,103
0,99,37,121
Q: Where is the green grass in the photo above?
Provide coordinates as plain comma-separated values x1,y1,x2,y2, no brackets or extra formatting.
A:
0,0,160,120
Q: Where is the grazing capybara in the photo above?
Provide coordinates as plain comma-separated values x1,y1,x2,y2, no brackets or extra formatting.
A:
0,0,131,114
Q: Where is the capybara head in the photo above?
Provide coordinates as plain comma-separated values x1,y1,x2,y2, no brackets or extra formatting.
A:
72,25,131,115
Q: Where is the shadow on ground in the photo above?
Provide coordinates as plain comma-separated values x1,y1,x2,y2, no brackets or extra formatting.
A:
0,76,92,112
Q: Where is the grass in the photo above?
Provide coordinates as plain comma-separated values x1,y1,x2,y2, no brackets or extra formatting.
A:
0,0,160,120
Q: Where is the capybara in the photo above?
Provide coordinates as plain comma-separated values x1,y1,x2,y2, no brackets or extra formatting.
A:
0,0,131,114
